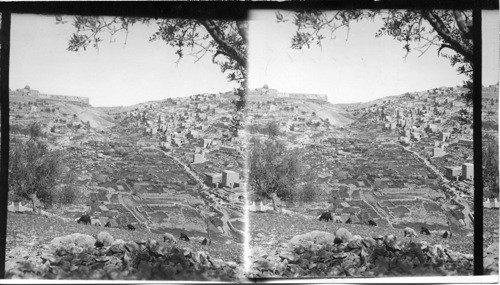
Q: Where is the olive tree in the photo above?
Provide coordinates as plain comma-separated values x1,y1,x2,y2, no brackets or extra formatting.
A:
8,123,63,214
248,137,315,210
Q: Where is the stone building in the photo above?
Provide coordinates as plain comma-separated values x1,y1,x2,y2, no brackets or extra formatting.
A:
222,170,239,188
192,153,205,164
462,163,474,181
205,173,222,187
444,166,462,181
433,147,446,157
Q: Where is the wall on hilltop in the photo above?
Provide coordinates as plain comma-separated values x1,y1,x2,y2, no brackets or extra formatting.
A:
9,90,90,105
248,86,327,102
286,93,328,101
38,94,89,105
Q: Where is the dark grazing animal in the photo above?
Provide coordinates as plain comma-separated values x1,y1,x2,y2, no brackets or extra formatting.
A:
442,230,452,238
127,224,136,231
180,233,190,242
368,220,377,227
77,214,91,225
201,238,211,245
104,221,111,228
318,212,333,222
420,226,431,235
345,218,352,224
333,237,343,245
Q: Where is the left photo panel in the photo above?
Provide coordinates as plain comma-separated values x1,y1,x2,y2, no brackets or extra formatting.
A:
5,13,247,281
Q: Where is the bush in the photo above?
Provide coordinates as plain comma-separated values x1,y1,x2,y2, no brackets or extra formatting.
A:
57,185,80,205
298,182,318,202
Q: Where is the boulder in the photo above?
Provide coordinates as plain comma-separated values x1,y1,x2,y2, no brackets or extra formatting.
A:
347,239,363,249
113,239,126,245
7,246,31,258
50,233,96,248
335,228,352,243
96,231,114,247
362,237,377,248
290,231,336,245
350,235,362,241
163,232,177,244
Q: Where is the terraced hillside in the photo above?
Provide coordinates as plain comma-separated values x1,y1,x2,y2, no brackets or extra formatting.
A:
7,90,246,278
246,85,477,277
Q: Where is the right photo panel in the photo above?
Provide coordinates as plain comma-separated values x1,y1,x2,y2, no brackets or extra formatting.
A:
247,9,485,278
482,9,499,276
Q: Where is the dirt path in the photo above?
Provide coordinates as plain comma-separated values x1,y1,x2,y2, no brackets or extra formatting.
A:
397,143,449,182
160,148,208,190
118,194,151,232
360,191,394,228
396,143,473,229
158,147,244,239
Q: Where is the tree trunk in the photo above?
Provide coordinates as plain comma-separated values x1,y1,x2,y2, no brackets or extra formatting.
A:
270,193,280,212
30,193,41,215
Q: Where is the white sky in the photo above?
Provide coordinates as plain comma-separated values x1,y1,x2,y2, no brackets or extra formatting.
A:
9,11,499,107
483,9,499,87
10,14,238,107
249,10,499,104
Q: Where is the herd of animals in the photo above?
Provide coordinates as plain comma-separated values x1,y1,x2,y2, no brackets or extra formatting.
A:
76,213,211,246
318,211,453,239
75,209,452,249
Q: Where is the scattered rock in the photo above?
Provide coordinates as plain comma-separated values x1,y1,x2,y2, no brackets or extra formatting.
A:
361,237,377,248
50,233,96,248
7,246,31,258
350,234,362,241
96,231,114,247
335,228,352,243
290,231,335,245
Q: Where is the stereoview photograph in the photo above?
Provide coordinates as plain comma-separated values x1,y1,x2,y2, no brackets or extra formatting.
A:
245,9,497,278
5,13,247,281
2,7,499,282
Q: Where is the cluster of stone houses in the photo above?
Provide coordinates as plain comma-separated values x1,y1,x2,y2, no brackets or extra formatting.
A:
444,163,474,181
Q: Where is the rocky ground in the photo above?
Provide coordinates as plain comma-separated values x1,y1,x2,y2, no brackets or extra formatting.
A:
483,208,499,275
5,212,244,281
248,211,494,278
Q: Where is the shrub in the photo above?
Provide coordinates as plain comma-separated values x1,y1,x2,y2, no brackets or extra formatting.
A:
298,182,318,202
57,185,80,205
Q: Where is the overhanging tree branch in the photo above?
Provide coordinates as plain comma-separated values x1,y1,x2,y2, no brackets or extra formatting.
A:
199,19,246,69
421,10,473,63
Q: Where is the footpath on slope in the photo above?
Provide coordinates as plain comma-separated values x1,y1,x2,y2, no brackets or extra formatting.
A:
159,148,245,242
397,143,473,229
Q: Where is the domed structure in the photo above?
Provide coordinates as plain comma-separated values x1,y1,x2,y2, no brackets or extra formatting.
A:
262,84,269,89
24,85,30,90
